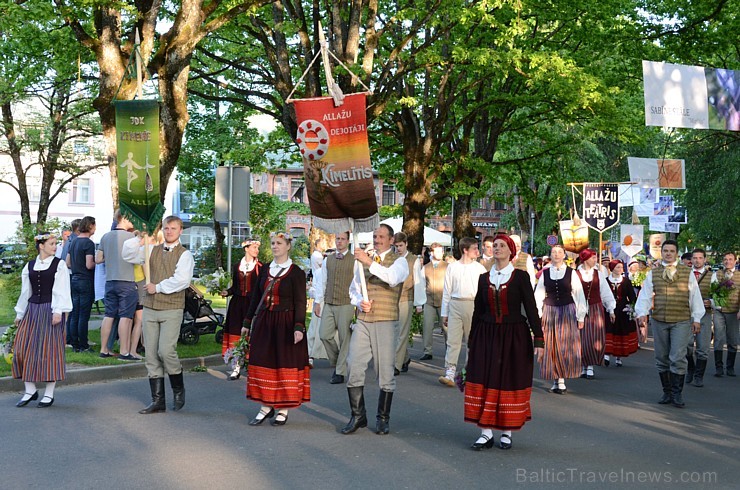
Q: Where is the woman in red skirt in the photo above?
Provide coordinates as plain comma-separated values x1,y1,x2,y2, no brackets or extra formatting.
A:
13,232,73,408
220,238,261,380
244,232,309,426
604,260,639,365
464,234,543,451
575,249,616,379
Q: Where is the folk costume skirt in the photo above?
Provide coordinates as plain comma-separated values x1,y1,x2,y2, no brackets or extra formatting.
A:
581,303,606,366
247,310,310,409
539,303,582,380
605,307,639,357
222,293,252,357
464,320,534,431
12,302,66,382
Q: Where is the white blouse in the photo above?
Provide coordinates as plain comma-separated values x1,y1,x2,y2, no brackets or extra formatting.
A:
15,255,73,320
489,263,515,289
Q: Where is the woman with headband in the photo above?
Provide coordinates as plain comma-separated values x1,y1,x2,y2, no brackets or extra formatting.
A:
575,249,616,379
534,244,588,395
243,232,309,426
465,234,543,451
12,232,73,407
220,238,262,380
604,260,639,367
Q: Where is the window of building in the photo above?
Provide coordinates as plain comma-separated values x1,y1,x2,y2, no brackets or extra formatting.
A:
290,227,306,237
232,222,251,244
382,184,396,206
70,178,92,204
27,178,41,202
493,200,507,211
291,179,305,203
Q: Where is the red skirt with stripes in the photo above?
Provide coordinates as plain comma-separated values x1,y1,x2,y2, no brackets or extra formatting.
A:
464,320,534,430
580,303,606,366
247,310,310,408
605,306,639,357
12,302,66,382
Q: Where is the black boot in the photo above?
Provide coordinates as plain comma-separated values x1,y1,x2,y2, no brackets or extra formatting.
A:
139,378,166,414
375,390,394,435
169,372,186,411
670,373,685,408
726,352,736,377
714,351,724,377
341,387,367,434
658,371,672,404
692,359,707,387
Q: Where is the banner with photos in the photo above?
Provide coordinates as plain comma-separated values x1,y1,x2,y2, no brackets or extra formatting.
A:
292,93,379,233
628,157,685,189
115,100,165,231
643,61,739,131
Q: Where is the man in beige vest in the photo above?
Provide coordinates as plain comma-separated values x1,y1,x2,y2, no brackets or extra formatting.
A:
315,231,355,384
636,240,704,408
478,235,495,272
342,224,409,435
687,248,713,386
510,234,536,288
123,216,194,414
391,232,424,375
711,252,739,377
417,242,447,360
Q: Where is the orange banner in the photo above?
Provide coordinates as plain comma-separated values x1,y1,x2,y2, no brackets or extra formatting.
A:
292,93,379,233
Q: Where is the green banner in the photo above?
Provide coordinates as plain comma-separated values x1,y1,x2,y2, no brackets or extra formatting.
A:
115,100,165,232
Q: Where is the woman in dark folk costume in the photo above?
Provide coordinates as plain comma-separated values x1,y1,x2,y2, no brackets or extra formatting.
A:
221,238,261,380
465,234,543,451
244,232,309,426
604,260,639,366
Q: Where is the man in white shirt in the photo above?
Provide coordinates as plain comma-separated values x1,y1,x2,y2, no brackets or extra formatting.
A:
391,232,425,375
342,224,409,435
478,235,495,272
123,216,195,414
315,231,355,384
416,243,447,360
439,237,487,386
636,240,704,408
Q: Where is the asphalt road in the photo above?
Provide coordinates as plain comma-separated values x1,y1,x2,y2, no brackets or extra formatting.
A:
1,334,739,489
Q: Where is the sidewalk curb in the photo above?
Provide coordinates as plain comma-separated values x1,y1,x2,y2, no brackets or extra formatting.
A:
0,354,224,393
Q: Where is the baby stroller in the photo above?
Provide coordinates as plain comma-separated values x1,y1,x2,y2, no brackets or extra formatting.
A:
180,286,225,345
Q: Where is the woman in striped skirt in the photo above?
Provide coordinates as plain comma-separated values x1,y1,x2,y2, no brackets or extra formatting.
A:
12,232,73,408
534,245,588,394
575,249,616,379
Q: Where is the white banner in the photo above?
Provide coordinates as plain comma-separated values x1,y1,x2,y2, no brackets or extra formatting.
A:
636,187,659,217
620,225,644,257
649,233,666,260
643,61,739,131
628,157,685,189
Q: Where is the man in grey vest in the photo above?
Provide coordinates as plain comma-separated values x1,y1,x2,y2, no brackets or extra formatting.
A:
342,224,409,435
636,240,704,408
315,231,355,384
417,242,447,360
391,232,424,375
123,216,194,414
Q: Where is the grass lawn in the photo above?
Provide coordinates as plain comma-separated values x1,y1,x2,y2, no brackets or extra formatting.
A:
0,275,20,326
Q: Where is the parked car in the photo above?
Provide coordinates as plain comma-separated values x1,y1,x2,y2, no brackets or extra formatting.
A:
0,243,26,273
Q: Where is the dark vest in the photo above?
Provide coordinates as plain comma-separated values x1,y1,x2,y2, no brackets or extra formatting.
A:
28,258,61,304
577,268,602,306
543,267,575,306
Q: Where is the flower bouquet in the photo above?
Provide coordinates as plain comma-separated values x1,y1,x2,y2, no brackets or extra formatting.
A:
1,324,18,365
630,270,647,288
198,268,232,296
223,333,250,371
710,278,735,309
623,302,637,321
454,367,467,393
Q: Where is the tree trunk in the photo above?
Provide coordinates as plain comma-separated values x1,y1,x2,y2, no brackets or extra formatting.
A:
1,102,32,228
453,194,476,244
213,219,225,269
